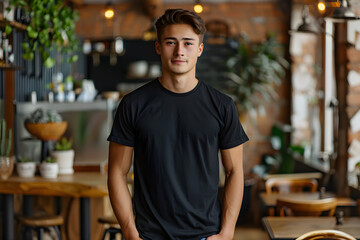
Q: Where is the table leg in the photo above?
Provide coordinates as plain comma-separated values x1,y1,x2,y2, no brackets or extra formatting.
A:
2,194,14,240
23,195,33,240
80,197,90,240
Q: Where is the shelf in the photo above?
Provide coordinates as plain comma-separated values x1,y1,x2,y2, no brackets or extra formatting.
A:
0,17,27,31
0,63,22,70
16,100,118,114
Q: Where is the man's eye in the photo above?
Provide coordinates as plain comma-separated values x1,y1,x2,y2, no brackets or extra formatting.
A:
166,41,175,45
185,42,193,46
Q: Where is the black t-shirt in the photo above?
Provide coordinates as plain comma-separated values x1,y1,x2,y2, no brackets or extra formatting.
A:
108,79,248,240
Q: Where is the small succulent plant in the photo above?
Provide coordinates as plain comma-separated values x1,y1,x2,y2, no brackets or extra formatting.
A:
17,156,34,163
55,137,73,151
25,109,63,124
44,156,57,163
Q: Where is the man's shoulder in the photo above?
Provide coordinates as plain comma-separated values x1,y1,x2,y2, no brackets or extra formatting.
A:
122,79,157,102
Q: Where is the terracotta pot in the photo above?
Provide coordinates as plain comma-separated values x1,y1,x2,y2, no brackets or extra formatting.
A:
25,122,67,141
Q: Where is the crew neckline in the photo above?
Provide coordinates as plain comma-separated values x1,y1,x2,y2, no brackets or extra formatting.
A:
155,78,201,97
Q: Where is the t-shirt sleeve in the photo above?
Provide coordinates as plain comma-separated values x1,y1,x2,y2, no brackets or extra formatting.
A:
107,98,135,147
219,100,249,149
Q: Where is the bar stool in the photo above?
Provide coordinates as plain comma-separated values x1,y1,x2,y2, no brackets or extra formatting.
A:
98,216,124,240
17,215,64,240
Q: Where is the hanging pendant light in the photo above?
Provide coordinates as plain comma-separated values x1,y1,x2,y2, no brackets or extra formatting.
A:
104,2,115,19
326,0,359,22
289,5,319,35
193,0,203,14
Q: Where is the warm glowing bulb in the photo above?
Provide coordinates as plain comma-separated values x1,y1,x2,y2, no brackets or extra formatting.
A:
194,4,203,13
317,1,326,14
105,9,114,19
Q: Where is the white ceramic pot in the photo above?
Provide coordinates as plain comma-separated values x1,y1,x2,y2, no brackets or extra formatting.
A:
17,162,36,178
40,162,59,178
51,149,74,175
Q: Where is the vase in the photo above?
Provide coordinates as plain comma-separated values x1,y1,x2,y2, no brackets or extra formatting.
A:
0,156,14,180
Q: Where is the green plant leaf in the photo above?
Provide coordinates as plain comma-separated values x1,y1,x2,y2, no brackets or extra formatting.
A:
27,27,38,39
71,54,78,63
22,52,34,60
5,24,12,35
22,42,30,51
44,57,55,68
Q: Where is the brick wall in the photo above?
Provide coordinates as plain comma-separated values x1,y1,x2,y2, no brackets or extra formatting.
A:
75,2,289,43
75,1,291,174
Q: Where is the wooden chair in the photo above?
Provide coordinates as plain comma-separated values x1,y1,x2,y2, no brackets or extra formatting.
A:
17,215,63,240
98,216,124,240
276,197,337,216
357,199,360,216
296,229,356,240
265,178,318,194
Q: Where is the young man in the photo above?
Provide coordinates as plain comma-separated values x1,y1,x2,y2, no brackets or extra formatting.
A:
107,8,248,240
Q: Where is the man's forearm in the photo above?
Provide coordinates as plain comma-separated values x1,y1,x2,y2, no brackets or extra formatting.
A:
108,173,140,240
219,169,244,239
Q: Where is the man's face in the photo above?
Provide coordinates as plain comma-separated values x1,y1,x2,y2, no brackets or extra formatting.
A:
155,24,203,77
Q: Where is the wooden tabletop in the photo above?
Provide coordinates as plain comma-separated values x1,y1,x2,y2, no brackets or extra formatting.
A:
263,172,323,180
0,172,108,197
262,216,360,240
259,192,357,208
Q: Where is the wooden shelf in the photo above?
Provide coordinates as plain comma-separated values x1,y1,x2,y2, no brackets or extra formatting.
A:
0,63,22,70
0,17,27,31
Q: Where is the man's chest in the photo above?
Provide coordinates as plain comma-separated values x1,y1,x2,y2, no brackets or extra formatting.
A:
134,99,222,141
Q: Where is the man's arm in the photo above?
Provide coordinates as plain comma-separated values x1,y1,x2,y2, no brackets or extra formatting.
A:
209,144,244,240
108,141,142,240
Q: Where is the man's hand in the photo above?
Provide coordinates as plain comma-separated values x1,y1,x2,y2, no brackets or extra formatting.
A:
206,232,233,240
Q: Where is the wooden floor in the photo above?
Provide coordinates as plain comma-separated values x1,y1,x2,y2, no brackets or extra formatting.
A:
234,226,270,240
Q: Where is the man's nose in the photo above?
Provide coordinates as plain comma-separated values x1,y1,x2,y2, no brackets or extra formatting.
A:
174,44,184,56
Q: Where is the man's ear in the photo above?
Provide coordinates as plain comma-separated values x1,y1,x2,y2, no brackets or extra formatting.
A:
198,43,204,57
155,41,161,55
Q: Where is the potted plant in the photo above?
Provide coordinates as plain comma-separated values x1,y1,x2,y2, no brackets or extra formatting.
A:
24,109,67,141
50,137,74,174
40,156,58,178
16,156,36,178
9,0,80,68
223,33,289,115
0,119,14,180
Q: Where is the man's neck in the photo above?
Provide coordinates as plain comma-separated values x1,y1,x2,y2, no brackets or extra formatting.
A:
159,73,198,93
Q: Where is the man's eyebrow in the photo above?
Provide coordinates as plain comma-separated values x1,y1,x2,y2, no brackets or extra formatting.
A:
164,37,196,41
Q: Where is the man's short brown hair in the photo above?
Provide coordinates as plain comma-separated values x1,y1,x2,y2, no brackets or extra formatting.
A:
155,8,206,43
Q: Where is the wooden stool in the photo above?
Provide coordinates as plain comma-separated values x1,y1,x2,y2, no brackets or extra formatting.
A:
98,216,124,240
17,215,64,240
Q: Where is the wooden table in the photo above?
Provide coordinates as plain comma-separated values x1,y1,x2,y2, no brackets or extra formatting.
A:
262,216,360,240
0,172,108,240
260,192,356,209
263,172,323,181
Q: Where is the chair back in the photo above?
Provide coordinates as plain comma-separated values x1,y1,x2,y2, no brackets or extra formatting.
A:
266,178,318,194
296,229,356,240
276,197,337,216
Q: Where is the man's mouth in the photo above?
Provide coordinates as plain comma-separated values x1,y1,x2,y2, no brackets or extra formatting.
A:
171,59,186,64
